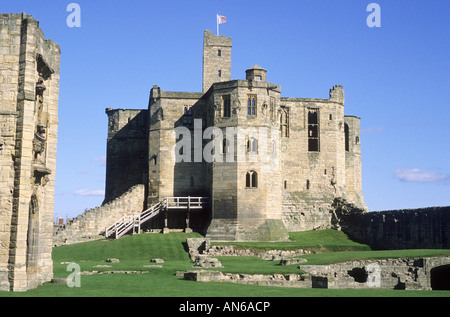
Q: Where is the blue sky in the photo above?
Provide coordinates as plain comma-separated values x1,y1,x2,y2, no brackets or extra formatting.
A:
3,0,450,220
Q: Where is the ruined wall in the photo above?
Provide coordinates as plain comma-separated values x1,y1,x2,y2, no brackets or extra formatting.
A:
0,13,60,291
53,184,145,246
280,86,367,232
340,206,450,250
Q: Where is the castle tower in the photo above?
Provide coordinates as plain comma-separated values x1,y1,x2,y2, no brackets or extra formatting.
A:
344,115,367,210
202,30,232,93
0,13,60,291
204,66,289,241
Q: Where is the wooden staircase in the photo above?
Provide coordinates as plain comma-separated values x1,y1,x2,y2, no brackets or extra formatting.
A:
105,197,209,239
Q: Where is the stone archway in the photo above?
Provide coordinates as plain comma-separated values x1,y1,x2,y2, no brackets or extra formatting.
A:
430,265,450,290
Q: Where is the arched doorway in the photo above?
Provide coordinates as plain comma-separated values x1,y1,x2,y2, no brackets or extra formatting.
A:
430,265,450,290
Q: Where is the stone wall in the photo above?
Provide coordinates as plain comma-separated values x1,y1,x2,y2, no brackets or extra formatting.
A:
183,256,450,290
202,30,232,93
338,206,450,250
104,108,148,203
53,184,145,246
0,13,60,291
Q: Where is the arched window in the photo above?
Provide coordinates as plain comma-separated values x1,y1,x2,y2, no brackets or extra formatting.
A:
246,137,258,153
246,171,258,188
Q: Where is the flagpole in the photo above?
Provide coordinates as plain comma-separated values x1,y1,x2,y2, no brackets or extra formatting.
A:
216,14,219,35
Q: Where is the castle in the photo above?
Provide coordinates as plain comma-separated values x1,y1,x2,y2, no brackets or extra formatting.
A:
104,30,367,241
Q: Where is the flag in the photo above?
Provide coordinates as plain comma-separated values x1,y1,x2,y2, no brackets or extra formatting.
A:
217,14,227,24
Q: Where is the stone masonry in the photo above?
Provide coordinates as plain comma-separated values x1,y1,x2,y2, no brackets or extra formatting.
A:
183,255,450,291
102,29,367,241
53,184,146,246
0,13,60,291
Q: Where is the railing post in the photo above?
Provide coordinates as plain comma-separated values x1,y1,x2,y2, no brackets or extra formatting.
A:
138,213,141,234
163,199,169,234
185,196,192,233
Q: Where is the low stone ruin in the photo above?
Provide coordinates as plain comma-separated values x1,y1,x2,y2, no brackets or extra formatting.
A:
184,238,450,290
186,238,312,261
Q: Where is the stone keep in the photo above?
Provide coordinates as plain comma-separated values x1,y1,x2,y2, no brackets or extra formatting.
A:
0,13,60,291
104,30,367,241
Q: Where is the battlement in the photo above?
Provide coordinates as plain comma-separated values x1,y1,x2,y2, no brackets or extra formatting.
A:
329,85,345,104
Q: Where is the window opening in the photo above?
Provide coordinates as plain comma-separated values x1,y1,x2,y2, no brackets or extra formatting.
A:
222,138,230,154
344,123,349,151
280,106,289,137
246,171,258,188
308,108,320,151
247,95,257,116
222,95,231,117
246,137,258,153
183,106,193,126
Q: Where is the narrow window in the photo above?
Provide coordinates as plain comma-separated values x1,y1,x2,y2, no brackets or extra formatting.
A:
222,138,229,154
246,171,258,188
308,108,320,151
247,95,257,116
280,106,289,137
344,123,349,151
356,136,360,145
306,180,310,190
270,97,275,120
218,49,221,56
183,106,193,126
222,95,231,117
284,180,287,189
218,70,222,78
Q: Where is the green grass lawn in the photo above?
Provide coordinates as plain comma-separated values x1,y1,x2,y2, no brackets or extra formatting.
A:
1,230,450,297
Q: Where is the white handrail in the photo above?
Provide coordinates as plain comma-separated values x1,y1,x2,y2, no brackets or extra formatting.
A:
104,196,209,239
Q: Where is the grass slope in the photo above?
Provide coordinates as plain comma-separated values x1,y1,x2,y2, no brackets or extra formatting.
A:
0,230,449,297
